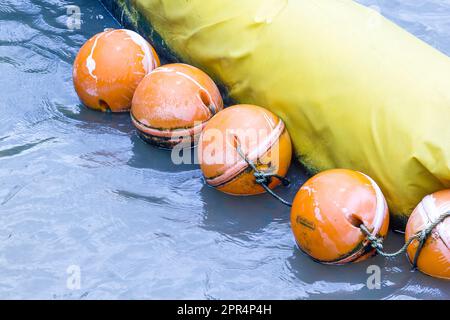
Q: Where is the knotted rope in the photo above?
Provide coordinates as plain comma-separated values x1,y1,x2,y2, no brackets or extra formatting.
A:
233,136,449,271
234,141,292,207
360,211,449,269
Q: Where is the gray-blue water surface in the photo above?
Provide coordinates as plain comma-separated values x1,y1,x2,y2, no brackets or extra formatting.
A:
0,0,449,299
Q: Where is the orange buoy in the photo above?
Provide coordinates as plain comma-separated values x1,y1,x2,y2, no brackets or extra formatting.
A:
73,29,159,112
405,190,450,280
131,63,223,148
198,104,292,195
290,169,390,264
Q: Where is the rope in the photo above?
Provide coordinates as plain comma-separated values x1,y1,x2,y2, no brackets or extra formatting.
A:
232,134,449,269
234,140,293,207
360,211,450,269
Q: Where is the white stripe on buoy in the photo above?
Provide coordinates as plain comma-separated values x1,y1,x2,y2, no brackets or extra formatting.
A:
422,194,450,247
124,30,156,73
360,172,386,236
150,66,217,116
86,33,102,82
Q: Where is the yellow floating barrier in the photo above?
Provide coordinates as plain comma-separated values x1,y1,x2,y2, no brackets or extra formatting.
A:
102,0,450,228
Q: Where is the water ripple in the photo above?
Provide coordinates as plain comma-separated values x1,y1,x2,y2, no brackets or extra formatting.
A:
0,137,56,159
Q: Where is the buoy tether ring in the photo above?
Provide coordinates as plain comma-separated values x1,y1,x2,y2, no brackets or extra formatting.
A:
234,137,293,207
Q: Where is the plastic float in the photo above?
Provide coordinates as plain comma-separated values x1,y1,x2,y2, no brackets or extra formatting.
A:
404,190,450,279
131,63,223,148
198,105,292,196
290,169,390,264
73,28,159,112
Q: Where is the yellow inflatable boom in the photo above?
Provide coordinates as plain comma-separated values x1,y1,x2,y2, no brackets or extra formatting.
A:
103,0,450,228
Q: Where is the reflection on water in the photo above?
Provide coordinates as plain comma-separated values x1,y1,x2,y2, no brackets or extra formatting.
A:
0,0,449,299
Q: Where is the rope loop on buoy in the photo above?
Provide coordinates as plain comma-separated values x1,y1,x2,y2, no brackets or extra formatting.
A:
234,141,293,207
360,211,450,268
